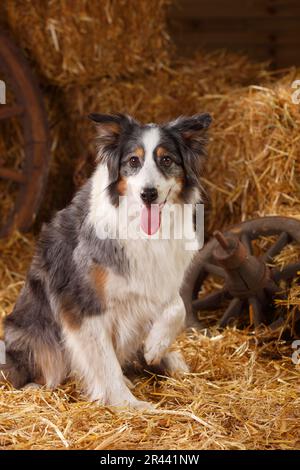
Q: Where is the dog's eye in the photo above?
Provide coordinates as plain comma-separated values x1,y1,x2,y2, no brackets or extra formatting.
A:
161,156,172,167
129,156,140,168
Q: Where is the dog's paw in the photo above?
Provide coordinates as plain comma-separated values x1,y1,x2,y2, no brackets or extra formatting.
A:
162,351,189,376
109,398,155,412
144,332,170,366
127,399,155,411
22,382,43,390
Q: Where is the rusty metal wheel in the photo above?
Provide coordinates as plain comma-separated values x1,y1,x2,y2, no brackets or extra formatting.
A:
181,216,300,329
0,33,50,237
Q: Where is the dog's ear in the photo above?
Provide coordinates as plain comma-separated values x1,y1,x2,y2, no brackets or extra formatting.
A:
89,113,136,155
165,113,212,184
166,113,212,154
89,113,137,182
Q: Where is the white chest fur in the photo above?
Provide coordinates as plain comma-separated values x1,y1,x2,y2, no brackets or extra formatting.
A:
104,237,197,365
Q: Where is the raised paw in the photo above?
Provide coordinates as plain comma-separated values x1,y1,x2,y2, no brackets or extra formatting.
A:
144,332,170,366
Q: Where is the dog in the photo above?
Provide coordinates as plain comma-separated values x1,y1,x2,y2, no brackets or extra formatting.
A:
0,112,211,409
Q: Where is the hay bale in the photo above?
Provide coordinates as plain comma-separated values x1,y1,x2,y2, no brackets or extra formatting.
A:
203,70,300,230
60,51,270,220
2,0,171,86
0,89,76,230
65,50,268,121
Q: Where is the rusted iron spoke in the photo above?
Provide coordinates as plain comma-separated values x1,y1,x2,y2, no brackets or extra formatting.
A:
262,232,290,263
192,289,227,312
241,233,253,254
219,298,244,327
0,166,25,183
0,104,24,120
272,262,300,283
204,262,226,278
249,296,265,327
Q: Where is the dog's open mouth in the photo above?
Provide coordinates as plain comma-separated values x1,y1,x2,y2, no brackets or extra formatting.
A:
140,188,172,236
140,203,163,236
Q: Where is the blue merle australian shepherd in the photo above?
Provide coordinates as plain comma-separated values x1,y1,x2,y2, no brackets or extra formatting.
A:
1,112,211,409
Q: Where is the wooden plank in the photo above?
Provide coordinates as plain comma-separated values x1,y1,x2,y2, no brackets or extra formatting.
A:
271,0,300,17
174,31,270,48
169,0,300,66
174,17,300,35
275,46,300,67
171,0,271,19
172,30,300,66
172,28,269,53
172,0,300,19
171,18,300,47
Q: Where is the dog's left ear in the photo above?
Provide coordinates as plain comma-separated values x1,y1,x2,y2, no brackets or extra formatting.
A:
165,113,212,184
166,113,212,154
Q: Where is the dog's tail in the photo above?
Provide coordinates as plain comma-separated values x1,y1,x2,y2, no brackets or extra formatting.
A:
0,342,30,388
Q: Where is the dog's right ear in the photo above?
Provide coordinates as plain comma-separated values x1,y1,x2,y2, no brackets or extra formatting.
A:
88,113,136,159
88,113,137,184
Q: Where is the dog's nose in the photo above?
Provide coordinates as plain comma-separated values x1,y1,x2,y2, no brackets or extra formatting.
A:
140,187,158,204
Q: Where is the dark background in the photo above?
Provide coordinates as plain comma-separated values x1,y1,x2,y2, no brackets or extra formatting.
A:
170,0,300,68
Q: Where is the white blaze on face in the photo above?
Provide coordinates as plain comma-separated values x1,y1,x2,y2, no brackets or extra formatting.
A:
141,126,162,187
127,126,162,197
126,126,162,236
140,127,162,236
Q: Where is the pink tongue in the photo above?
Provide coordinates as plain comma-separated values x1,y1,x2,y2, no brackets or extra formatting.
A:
140,204,161,235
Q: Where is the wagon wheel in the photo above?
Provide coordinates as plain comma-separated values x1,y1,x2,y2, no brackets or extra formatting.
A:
0,33,50,237
181,216,300,330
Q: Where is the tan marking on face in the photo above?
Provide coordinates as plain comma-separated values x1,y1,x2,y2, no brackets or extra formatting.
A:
61,308,82,330
90,265,108,307
156,146,169,159
132,146,144,159
117,176,127,196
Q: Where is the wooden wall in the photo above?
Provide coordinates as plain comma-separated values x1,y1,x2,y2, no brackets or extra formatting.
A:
169,0,300,67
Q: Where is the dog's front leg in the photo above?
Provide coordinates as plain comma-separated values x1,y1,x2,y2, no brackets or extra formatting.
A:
63,316,152,410
144,295,186,367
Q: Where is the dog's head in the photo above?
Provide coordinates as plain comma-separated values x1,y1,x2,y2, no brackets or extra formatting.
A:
89,113,212,235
